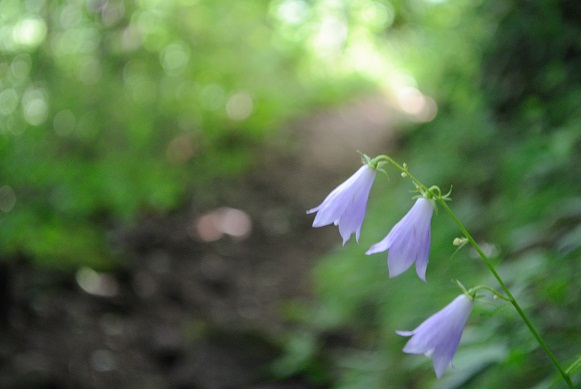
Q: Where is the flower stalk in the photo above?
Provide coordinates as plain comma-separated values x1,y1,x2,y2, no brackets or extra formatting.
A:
439,199,573,388
308,153,574,386
377,155,574,388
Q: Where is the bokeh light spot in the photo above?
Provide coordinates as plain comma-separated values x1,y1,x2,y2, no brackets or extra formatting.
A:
220,208,252,238
10,53,32,79
166,133,196,164
22,87,48,126
121,25,143,51
59,3,82,29
12,18,47,48
193,207,252,242
53,28,99,56
226,92,253,121
160,42,190,76
313,16,347,56
274,0,309,25
76,267,119,297
395,86,437,122
0,89,19,116
359,1,394,29
100,1,125,27
193,213,223,242
79,58,102,85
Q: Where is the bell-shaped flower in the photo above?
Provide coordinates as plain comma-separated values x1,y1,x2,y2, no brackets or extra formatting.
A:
307,165,376,244
366,197,434,281
396,294,474,379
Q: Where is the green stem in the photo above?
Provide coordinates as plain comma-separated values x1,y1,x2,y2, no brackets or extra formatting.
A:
378,155,574,388
566,355,581,376
442,201,573,387
468,285,512,302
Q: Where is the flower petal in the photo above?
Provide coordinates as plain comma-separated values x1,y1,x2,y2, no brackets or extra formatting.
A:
367,197,434,280
365,234,390,254
396,295,473,379
307,165,376,244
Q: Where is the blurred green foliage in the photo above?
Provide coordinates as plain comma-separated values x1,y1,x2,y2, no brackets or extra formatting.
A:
278,0,581,388
1,0,580,387
0,0,386,268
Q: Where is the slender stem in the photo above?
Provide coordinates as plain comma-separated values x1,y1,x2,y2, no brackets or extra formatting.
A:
375,156,425,190
468,285,512,302
378,155,574,388
437,199,572,388
566,355,581,375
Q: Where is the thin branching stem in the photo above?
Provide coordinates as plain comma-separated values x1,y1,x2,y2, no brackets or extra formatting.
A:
376,155,574,388
467,285,511,302
438,200,573,388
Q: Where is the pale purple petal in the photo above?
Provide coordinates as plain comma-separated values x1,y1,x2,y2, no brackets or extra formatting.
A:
365,234,390,254
307,165,376,244
387,233,417,278
397,295,473,379
414,226,431,281
366,197,434,280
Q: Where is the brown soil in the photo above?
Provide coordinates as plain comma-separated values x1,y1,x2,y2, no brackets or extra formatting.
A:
0,95,396,389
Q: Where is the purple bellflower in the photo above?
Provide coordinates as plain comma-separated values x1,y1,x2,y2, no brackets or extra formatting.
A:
307,164,376,245
396,294,474,379
366,197,434,281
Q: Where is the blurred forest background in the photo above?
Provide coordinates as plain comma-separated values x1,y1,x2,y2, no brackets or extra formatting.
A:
0,0,580,388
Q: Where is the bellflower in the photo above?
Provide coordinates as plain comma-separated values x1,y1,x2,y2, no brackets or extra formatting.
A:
396,294,473,379
366,197,434,281
307,164,376,244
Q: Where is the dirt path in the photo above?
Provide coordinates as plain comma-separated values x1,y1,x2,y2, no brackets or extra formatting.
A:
0,95,397,388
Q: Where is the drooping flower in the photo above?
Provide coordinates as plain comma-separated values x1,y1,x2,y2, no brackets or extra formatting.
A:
366,197,434,281
307,164,376,244
396,294,474,379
